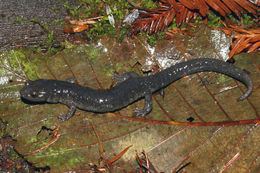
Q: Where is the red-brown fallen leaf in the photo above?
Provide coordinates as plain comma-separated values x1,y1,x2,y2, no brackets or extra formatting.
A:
234,0,258,14
226,25,260,57
106,145,132,165
64,25,89,33
230,36,246,57
131,0,258,35
248,41,260,52
64,27,73,33
132,7,176,34
178,0,195,9
136,151,158,173
229,25,260,34
229,37,250,57
176,5,187,25
214,0,232,14
195,0,209,16
222,0,245,16
205,0,226,16
72,25,89,32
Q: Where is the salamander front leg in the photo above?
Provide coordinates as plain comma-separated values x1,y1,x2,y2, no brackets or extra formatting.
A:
133,94,152,117
58,105,76,121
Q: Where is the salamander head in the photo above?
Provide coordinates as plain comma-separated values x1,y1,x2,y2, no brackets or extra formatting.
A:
20,79,50,102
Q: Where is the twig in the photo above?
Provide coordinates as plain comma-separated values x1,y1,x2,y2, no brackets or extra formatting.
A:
23,126,60,155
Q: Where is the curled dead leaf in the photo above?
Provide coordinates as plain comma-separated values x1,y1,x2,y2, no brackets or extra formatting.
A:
63,25,89,33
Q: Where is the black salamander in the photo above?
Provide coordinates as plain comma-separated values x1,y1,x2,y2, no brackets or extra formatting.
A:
20,58,253,121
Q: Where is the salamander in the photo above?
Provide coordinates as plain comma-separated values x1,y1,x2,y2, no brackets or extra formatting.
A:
20,58,253,121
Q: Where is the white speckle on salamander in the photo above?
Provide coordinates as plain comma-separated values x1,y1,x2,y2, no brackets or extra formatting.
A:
63,90,69,94
38,91,46,97
98,98,109,103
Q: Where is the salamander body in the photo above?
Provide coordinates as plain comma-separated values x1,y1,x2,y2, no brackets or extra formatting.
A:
20,58,253,121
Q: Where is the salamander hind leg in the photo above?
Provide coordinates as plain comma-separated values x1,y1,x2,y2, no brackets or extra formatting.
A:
159,88,164,98
133,94,152,117
58,105,76,121
112,72,139,85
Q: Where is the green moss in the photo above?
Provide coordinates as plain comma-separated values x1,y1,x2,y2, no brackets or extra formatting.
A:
146,32,165,46
9,148,21,160
30,19,61,52
60,0,134,40
32,147,86,170
102,62,122,77
241,13,255,25
85,46,103,62
27,136,38,144
115,62,121,72
14,16,25,24
22,61,40,80
217,74,229,83
103,65,114,77
207,12,224,27
42,120,53,127
0,50,40,80
87,21,116,39
62,1,82,17
141,0,158,8
50,19,64,26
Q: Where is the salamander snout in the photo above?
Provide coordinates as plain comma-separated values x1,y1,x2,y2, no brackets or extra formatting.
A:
20,80,49,102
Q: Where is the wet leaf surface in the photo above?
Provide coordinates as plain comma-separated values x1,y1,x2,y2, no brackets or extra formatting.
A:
0,25,259,172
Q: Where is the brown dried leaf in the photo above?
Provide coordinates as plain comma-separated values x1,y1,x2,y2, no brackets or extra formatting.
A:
248,35,260,42
222,0,245,16
131,0,258,35
194,0,209,16
229,36,246,57
178,0,195,9
213,0,232,14
204,0,226,16
106,145,132,165
248,41,260,52
234,0,258,14
63,25,89,33
132,7,176,34
228,25,260,57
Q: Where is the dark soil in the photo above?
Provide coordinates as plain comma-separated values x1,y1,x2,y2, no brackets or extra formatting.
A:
0,0,77,50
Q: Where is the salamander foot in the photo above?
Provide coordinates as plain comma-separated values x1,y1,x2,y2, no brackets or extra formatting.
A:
132,94,152,117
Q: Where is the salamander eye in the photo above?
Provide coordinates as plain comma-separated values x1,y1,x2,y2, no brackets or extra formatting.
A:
31,91,38,98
